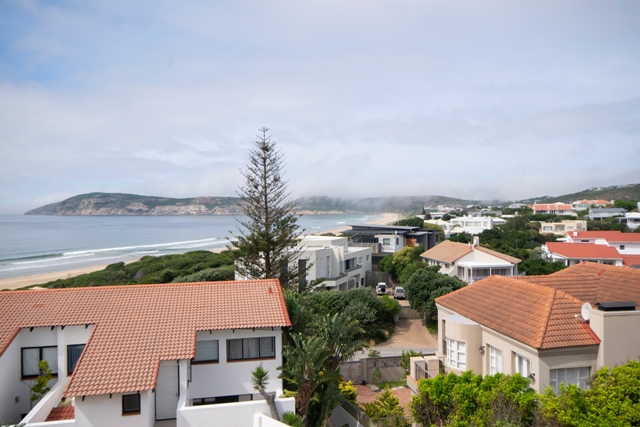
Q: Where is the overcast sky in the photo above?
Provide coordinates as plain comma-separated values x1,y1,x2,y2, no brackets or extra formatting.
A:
1,0,639,214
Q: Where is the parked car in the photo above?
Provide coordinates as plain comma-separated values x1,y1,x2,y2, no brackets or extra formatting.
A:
393,286,406,299
376,283,387,295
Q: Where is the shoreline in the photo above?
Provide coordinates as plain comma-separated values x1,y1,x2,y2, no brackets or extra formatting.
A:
0,212,399,291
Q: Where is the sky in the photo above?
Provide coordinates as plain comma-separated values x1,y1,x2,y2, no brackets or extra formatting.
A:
1,0,639,214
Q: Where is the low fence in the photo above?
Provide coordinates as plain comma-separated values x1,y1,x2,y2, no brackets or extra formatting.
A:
339,356,405,385
399,307,422,319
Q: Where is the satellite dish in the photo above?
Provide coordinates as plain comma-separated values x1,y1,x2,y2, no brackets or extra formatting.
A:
581,303,592,321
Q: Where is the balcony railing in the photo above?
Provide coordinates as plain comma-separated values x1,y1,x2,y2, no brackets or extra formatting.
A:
414,361,432,380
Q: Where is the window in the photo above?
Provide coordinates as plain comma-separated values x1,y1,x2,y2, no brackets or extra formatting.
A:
489,346,502,374
395,237,399,245
446,338,466,369
122,394,140,414
227,337,275,361
366,255,370,262
193,340,219,363
514,353,530,377
67,344,85,375
457,266,465,278
358,256,363,265
549,367,590,394
22,346,58,377
620,245,625,250
383,238,391,246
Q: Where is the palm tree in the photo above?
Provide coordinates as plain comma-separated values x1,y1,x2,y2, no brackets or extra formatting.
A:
316,312,368,371
251,365,280,420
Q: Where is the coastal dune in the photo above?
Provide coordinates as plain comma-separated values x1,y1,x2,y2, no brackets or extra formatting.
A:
0,213,399,291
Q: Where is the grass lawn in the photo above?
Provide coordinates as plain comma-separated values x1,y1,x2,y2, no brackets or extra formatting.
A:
426,321,438,335
379,379,407,389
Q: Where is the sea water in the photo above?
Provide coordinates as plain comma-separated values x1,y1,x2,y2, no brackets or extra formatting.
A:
0,214,379,279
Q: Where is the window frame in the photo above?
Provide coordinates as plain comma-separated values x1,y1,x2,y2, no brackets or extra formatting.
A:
122,393,141,415
514,353,530,377
489,346,502,375
67,344,85,375
446,338,466,370
549,367,591,394
21,346,58,378
192,339,219,364
227,337,276,361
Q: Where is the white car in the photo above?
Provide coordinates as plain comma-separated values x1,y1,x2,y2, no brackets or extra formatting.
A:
394,286,406,299
376,283,387,295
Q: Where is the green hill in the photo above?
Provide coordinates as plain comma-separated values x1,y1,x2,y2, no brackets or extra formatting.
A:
517,183,640,204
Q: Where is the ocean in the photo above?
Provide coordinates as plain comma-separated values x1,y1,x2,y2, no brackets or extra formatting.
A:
0,214,380,280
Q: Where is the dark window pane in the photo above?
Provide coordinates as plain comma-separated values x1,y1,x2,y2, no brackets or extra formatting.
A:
67,344,85,374
122,394,140,413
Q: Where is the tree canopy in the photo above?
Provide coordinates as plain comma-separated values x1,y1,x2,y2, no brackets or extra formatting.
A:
232,128,304,289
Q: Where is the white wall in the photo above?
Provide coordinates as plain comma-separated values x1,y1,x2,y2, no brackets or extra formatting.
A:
177,397,295,427
74,392,153,427
189,329,283,400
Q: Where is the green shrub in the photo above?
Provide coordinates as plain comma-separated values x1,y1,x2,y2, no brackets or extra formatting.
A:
173,265,235,282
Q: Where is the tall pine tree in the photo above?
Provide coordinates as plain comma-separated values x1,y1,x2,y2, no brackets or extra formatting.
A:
232,128,304,289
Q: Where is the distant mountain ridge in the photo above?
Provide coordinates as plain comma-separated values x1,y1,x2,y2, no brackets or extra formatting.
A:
24,184,640,215
516,183,640,204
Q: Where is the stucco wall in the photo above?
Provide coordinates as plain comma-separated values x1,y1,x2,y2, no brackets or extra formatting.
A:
590,308,640,368
74,391,154,427
189,329,283,400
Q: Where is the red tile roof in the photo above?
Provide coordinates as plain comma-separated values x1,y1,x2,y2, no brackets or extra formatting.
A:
45,406,74,421
553,263,640,307
534,204,573,211
421,240,472,263
0,280,290,398
518,274,600,305
564,231,640,242
436,276,599,349
421,240,520,264
622,255,640,267
546,242,622,260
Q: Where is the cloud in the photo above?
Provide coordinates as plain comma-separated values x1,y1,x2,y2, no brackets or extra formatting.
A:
0,0,639,213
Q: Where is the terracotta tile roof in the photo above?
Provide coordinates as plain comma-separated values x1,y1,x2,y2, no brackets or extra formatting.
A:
533,204,573,211
565,231,640,242
622,255,640,267
45,406,74,421
475,246,521,264
421,240,473,263
546,242,622,259
435,276,599,349
518,274,600,305
0,280,290,398
553,262,640,308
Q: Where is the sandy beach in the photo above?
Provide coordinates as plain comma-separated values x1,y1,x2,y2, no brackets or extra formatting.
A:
0,212,398,291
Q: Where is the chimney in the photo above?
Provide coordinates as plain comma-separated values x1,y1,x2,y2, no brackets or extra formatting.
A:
473,236,479,247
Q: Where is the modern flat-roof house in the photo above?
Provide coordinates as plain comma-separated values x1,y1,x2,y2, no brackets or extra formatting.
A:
532,203,575,216
299,235,372,291
342,224,439,266
588,208,626,220
447,216,502,235
428,263,640,393
571,199,612,210
0,280,294,427
420,239,520,284
624,212,640,231
543,242,624,267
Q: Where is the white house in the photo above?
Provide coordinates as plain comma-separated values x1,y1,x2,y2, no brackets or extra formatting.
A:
624,212,640,231
420,239,520,283
532,203,576,216
543,242,624,266
299,235,372,291
562,231,640,255
423,263,640,394
588,208,626,220
447,216,500,235
0,280,294,427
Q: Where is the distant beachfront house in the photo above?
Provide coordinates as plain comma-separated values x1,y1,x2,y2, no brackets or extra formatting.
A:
420,238,520,284
298,235,372,291
447,216,504,235
342,224,439,267
0,280,293,427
